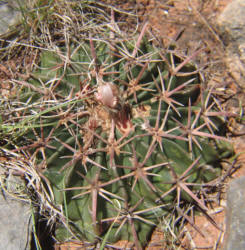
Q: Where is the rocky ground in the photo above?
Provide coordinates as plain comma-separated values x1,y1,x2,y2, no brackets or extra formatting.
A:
1,0,245,249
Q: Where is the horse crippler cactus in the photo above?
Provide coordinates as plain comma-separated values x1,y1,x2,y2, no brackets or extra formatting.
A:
10,25,232,248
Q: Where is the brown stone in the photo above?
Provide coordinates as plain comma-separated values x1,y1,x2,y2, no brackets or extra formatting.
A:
217,0,245,88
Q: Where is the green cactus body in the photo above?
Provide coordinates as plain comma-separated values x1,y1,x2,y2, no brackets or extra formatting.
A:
15,33,232,247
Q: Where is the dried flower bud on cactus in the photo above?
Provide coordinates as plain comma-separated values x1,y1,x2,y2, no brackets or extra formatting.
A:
95,82,119,108
95,82,132,133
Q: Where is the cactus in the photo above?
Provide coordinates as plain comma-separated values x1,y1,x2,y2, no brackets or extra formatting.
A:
4,24,232,248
